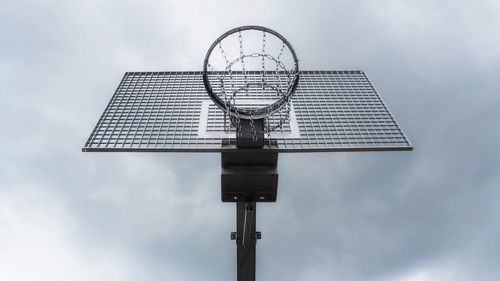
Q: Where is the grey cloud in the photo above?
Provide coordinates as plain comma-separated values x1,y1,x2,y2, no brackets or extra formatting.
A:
1,0,500,280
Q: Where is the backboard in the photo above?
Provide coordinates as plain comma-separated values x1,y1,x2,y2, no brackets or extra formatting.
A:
82,70,412,152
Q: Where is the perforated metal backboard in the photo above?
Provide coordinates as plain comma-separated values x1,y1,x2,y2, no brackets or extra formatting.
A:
82,71,412,152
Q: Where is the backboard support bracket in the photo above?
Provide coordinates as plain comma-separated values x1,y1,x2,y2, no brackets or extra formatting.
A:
221,149,278,202
236,119,265,148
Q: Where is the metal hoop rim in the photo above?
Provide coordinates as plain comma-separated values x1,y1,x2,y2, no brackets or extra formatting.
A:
203,25,300,120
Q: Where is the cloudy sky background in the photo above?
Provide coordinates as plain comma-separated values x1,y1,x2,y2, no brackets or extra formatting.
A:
1,0,500,280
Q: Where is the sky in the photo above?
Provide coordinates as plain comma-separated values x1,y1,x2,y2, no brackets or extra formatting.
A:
1,0,500,280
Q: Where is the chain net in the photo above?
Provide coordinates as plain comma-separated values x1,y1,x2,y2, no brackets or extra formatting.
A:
203,26,299,139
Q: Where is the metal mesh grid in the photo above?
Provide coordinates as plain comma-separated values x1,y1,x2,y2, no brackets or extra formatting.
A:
205,104,293,134
83,71,412,152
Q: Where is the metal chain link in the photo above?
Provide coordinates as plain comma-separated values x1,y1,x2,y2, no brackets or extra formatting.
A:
265,108,271,139
225,53,286,70
219,42,229,64
266,41,296,133
249,112,257,141
215,44,231,134
229,87,241,133
277,40,286,59
277,108,284,133
209,63,227,106
261,31,266,91
220,43,235,104
238,31,249,95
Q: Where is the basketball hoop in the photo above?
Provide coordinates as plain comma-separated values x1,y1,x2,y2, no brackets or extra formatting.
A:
203,25,300,138
84,23,413,281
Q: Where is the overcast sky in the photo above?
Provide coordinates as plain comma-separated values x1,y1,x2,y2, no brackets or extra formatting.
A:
1,0,500,280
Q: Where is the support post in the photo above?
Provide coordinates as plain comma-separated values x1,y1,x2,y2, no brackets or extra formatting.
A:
237,201,256,281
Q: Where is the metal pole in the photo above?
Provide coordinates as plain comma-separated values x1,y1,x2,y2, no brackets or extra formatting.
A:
237,201,256,281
